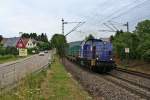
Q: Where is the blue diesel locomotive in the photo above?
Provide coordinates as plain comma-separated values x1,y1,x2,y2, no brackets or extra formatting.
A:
67,38,116,73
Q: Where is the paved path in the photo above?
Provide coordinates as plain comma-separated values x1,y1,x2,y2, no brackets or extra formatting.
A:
0,51,52,88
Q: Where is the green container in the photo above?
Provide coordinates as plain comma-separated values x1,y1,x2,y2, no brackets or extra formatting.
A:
67,41,82,57
67,45,80,57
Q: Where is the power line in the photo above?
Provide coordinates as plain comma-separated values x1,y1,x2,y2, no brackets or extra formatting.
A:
74,0,149,35
103,23,115,31
111,0,149,20
78,0,143,33
100,0,140,22
94,0,148,32
84,0,148,26
65,22,85,36
108,21,119,30
86,0,140,25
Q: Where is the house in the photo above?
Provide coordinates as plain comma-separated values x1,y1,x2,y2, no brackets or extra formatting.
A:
16,38,37,48
24,38,37,48
2,37,20,47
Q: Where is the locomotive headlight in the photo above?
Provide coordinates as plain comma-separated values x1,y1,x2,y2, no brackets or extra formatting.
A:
110,58,113,60
96,57,99,60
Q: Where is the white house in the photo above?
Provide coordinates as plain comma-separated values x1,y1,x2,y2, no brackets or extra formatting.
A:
25,39,37,48
16,38,37,49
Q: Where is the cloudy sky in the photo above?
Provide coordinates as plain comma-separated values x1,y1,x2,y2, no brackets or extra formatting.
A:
0,0,149,42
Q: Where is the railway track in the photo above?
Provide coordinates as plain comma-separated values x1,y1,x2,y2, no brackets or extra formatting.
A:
103,67,150,99
116,67,150,79
83,65,150,100
102,74,150,99
64,59,150,99
109,67,150,91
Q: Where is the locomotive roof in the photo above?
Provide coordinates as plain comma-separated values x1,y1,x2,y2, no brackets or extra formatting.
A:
80,39,103,47
85,38,102,42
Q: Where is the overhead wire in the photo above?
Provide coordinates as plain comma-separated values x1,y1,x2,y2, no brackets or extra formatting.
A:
86,0,141,25
74,0,149,37
111,0,149,20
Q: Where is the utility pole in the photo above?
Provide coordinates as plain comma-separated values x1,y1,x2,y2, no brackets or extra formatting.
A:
61,18,85,36
62,18,64,35
60,18,85,64
126,22,129,32
124,22,129,32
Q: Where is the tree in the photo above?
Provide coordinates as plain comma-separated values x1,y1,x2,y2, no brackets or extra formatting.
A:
51,34,67,58
38,33,48,42
115,30,123,37
135,20,150,36
37,42,51,51
112,19,150,61
110,35,114,42
43,33,48,42
30,33,38,40
0,35,3,43
21,33,30,38
85,34,95,40
135,20,150,60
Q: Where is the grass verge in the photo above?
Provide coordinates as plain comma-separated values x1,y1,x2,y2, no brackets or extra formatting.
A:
0,56,91,100
0,55,27,64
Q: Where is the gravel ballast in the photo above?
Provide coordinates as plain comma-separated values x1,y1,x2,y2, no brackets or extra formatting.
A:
63,59,148,100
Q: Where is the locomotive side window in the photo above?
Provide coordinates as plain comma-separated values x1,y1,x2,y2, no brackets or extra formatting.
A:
92,46,96,59
109,51,112,55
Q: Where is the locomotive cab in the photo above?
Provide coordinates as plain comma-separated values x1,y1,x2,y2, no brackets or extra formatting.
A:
79,39,115,73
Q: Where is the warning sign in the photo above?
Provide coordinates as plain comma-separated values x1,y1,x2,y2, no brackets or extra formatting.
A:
19,48,27,56
16,38,26,48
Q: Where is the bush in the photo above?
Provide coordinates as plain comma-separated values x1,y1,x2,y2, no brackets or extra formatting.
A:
0,47,6,56
28,47,39,54
37,42,51,51
0,55,15,60
6,47,18,55
0,47,18,56
143,49,150,62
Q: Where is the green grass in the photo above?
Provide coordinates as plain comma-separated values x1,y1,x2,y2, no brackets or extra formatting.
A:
0,55,29,64
0,56,91,100
46,57,91,100
0,69,47,100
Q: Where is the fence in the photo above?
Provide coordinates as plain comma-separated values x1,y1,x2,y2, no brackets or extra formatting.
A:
0,50,55,90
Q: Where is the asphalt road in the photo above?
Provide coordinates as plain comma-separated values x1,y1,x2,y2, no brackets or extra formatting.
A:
0,51,52,88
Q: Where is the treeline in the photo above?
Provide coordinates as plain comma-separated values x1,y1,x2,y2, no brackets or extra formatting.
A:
111,20,150,62
21,33,51,52
21,33,48,42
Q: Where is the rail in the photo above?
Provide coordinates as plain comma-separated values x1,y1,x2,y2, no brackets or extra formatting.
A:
116,67,150,79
